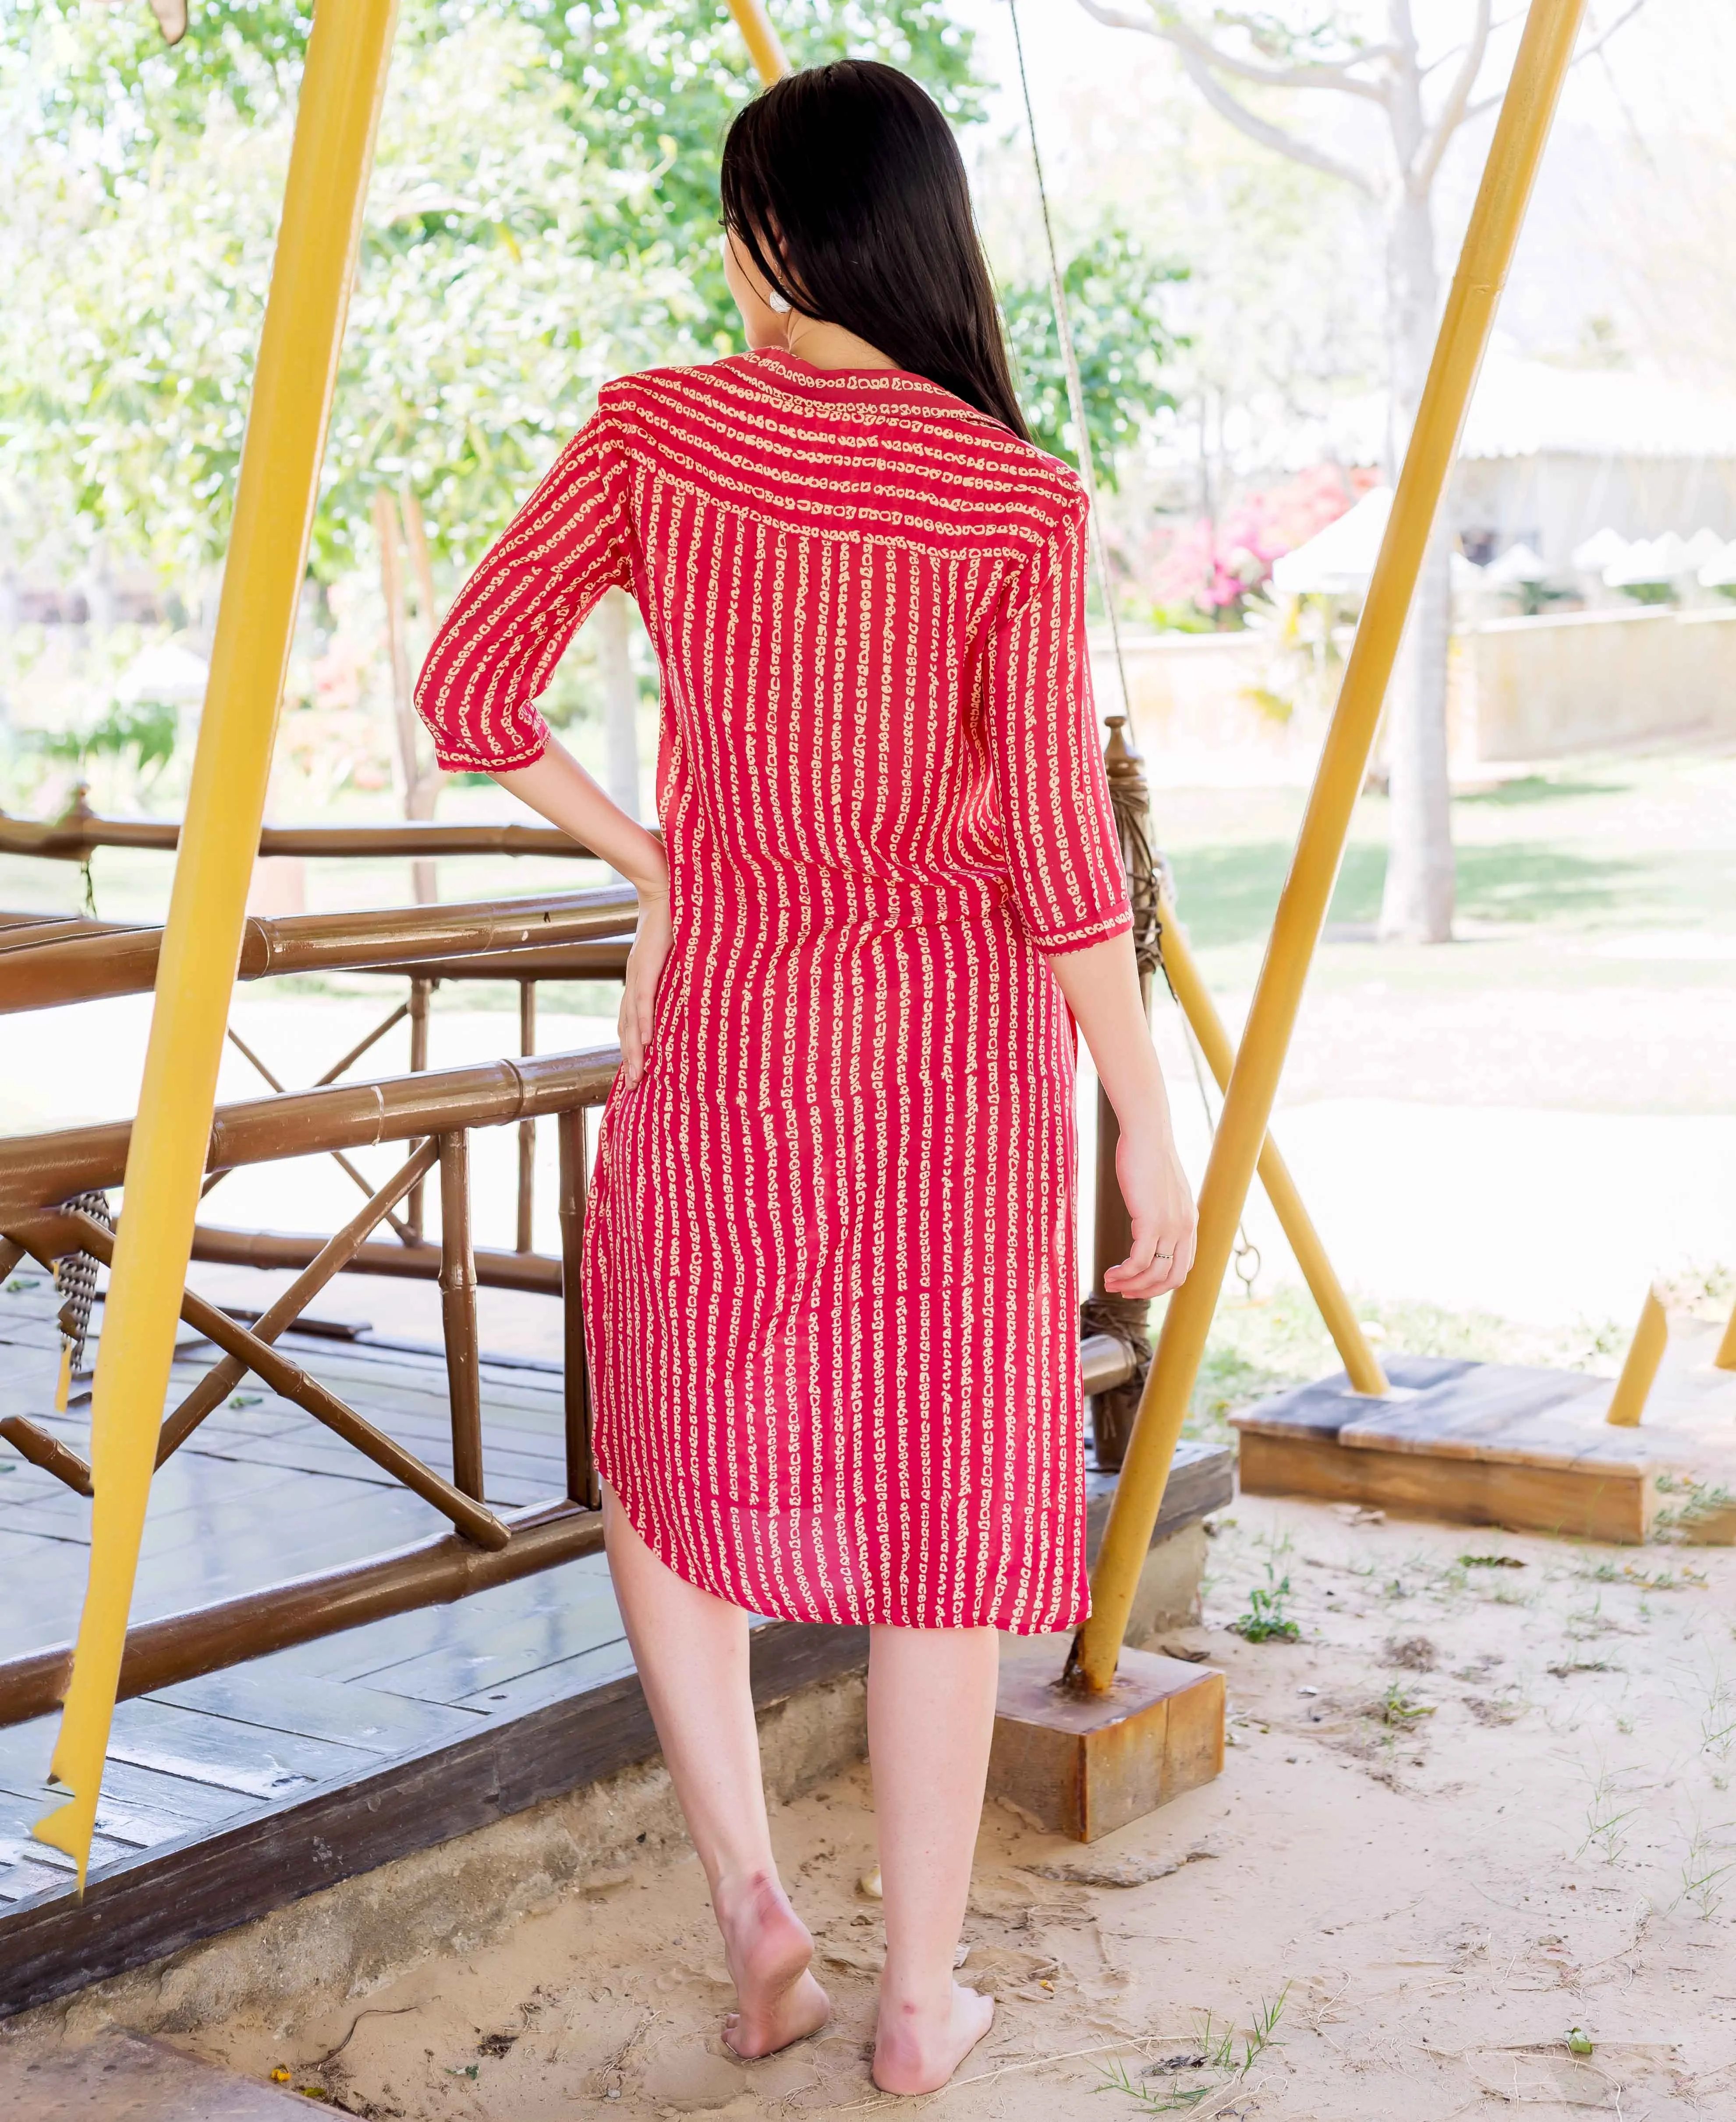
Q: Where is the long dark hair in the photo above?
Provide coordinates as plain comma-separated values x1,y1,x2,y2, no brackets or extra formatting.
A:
719,61,1031,441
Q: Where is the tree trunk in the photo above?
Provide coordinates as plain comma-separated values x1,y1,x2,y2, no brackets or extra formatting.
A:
376,489,437,904
1377,172,1456,944
1380,524,1455,939
595,587,641,820
397,489,443,898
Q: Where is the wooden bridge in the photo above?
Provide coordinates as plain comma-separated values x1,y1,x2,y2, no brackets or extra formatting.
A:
0,1256,1229,2017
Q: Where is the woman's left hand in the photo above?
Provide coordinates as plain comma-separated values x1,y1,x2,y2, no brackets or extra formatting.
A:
619,888,673,1089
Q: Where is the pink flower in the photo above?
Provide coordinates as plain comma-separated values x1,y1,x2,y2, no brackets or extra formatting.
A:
1139,466,1366,622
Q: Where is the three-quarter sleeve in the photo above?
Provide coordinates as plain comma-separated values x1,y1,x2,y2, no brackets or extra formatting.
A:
414,406,635,772
983,497,1133,955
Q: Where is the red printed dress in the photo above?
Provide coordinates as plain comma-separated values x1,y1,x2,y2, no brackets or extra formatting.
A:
415,350,1130,1632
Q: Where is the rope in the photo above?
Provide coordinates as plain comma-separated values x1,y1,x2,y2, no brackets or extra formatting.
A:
1007,8,1247,1294
1177,1024,1261,1297
54,1189,113,1384
1006,0,1138,749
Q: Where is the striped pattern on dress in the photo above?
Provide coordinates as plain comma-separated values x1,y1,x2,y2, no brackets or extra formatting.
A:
416,349,1132,1632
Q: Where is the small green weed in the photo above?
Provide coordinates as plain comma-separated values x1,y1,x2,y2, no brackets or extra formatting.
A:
1579,1757,1647,1864
1097,1990,1288,2111
1686,1662,1736,1761
1677,1817,1736,1921
1654,1473,1735,1540
1229,1568,1300,1643
1460,1553,1526,1570
1579,1557,1706,1592
1375,1680,1436,1728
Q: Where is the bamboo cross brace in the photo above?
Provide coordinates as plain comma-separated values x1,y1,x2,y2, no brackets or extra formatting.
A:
315,998,411,1086
65,1213,508,1550
216,1024,418,1242
159,1136,440,1463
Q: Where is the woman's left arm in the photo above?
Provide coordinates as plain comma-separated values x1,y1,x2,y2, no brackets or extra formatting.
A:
414,401,670,1086
493,744,670,1091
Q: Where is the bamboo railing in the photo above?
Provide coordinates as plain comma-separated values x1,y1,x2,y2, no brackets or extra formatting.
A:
0,887,637,1013
0,1013,1142,1727
0,793,589,864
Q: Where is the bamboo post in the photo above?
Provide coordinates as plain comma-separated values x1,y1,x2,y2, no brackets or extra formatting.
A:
1715,1294,1736,1374
1606,1285,1667,1427
517,980,537,1253
439,1131,485,1501
1158,894,1388,1397
35,0,402,1883
723,0,788,83
558,1106,596,1506
1071,0,1588,1694
406,974,431,1239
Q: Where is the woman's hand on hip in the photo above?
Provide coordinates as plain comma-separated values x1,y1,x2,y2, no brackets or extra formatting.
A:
1105,1122,1197,1298
620,888,673,1090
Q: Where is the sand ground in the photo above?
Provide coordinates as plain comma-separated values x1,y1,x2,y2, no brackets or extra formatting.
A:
141,1494,1736,2121
4,755,1733,2112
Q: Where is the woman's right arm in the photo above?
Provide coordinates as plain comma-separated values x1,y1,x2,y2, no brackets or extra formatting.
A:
985,494,1197,1294
492,743,671,1091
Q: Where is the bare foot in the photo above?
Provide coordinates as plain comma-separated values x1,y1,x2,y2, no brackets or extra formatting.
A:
715,1869,831,2060
872,1982,994,2094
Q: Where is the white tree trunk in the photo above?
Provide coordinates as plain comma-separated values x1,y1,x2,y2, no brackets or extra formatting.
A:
1380,525,1455,939
1377,176,1456,943
595,587,641,820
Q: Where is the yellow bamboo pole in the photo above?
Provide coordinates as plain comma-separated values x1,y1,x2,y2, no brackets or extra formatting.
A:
34,0,401,1883
1072,0,1588,1693
1159,894,1388,1397
723,0,789,83
1715,1295,1736,1373
1605,1285,1667,1426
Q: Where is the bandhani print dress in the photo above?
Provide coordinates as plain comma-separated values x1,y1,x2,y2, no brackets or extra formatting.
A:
415,348,1131,1632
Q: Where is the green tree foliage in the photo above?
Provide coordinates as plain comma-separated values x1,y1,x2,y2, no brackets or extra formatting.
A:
999,228,1184,488
0,0,980,577
0,0,1176,586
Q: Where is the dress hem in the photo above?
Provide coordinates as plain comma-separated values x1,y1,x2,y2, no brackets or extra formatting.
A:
597,1456,1090,1637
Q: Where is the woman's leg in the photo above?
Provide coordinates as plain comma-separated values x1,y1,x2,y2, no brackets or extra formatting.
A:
868,1625,1000,2094
602,1484,830,2057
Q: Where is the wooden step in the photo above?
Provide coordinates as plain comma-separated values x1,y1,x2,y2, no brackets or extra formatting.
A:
1232,1356,1667,1544
0,2029,305,2118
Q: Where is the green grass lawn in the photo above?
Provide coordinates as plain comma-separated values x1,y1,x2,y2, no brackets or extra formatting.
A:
1159,748,1736,996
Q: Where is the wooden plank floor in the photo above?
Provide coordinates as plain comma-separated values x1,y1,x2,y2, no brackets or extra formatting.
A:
0,1265,1234,2017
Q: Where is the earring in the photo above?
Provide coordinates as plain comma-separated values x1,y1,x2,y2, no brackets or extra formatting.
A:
767,288,791,314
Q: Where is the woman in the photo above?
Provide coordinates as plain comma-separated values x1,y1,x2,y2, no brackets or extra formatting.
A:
415,59,1196,2095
